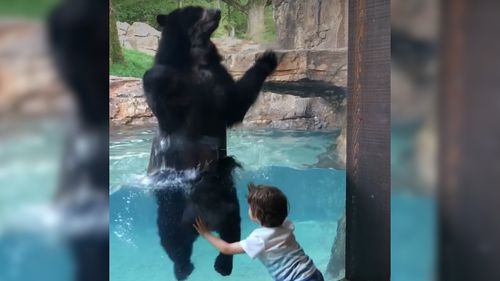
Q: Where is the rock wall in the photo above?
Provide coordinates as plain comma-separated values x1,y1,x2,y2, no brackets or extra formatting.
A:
109,47,347,130
113,18,349,169
243,90,344,130
326,214,346,280
272,0,348,50
0,21,70,119
109,76,154,126
109,76,345,131
225,49,347,86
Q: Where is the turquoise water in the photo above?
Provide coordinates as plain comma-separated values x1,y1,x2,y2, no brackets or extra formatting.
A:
391,129,437,281
0,121,63,227
391,191,436,281
0,123,436,281
0,121,73,281
110,128,345,281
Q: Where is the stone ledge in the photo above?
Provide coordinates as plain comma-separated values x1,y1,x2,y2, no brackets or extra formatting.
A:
224,49,347,86
109,76,346,131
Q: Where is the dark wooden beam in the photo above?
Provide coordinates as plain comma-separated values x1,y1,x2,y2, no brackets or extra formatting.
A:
439,0,500,280
345,0,390,280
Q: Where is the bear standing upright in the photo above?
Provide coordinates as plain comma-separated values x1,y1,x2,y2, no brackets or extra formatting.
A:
142,6,278,281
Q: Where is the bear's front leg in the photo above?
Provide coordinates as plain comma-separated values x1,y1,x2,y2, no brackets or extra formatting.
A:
142,64,180,117
225,51,278,126
214,208,241,276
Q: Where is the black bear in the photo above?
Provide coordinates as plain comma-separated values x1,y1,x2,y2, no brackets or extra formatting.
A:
48,1,109,281
142,6,278,281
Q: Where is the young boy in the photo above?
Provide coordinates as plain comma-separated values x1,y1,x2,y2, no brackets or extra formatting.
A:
194,183,324,281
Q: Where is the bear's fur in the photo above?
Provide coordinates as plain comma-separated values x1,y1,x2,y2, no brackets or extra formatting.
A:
142,6,277,281
48,1,109,281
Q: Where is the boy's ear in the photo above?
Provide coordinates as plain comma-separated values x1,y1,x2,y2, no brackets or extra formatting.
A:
248,183,255,193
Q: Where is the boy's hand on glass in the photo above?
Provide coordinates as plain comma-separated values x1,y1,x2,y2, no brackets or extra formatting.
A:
193,216,210,236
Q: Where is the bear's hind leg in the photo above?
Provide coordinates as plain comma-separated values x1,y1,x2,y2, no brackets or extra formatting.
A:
157,190,197,281
214,209,241,276
168,235,196,281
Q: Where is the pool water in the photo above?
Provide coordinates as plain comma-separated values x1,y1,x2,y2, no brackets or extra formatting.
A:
110,128,346,281
0,123,436,281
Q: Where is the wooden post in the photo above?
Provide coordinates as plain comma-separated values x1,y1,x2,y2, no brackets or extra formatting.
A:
439,0,500,280
345,0,390,280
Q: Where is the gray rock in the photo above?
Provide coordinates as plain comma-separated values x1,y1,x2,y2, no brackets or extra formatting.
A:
128,22,160,37
326,214,346,280
119,37,132,49
134,36,159,55
273,0,348,50
117,22,161,54
116,21,130,36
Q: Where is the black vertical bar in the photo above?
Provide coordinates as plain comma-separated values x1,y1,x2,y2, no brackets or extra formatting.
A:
439,0,500,280
346,0,390,281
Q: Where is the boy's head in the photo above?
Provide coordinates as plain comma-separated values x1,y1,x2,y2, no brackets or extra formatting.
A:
247,183,288,227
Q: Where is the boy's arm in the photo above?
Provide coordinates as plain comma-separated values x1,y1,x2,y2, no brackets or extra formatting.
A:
194,217,245,255
203,232,245,255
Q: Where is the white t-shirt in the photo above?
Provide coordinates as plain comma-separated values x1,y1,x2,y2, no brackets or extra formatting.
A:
240,220,318,281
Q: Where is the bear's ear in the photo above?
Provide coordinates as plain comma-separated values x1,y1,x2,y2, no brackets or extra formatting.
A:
157,10,181,28
156,14,169,27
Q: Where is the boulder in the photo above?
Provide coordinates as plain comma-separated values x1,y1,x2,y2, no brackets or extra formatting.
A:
117,22,160,55
116,21,130,36
133,36,159,55
128,22,160,38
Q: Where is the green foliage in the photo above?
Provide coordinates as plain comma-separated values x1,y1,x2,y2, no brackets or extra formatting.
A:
114,0,177,29
262,5,276,42
114,0,224,29
110,49,154,78
214,2,247,38
114,0,275,42
0,0,59,18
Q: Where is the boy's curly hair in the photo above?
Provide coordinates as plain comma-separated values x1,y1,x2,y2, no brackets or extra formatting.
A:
247,183,288,227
